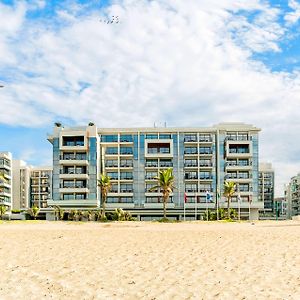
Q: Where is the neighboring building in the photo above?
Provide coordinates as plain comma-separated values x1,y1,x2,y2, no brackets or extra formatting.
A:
285,174,300,217
259,163,275,213
30,166,52,209
47,122,262,220
274,197,287,217
12,160,31,210
0,152,13,210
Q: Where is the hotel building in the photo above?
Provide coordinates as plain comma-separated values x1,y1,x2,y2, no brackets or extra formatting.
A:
0,152,13,210
47,122,262,220
259,163,275,213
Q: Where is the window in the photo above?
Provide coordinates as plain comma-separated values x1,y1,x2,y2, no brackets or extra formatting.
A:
120,147,133,154
199,184,212,192
185,171,198,180
160,159,173,167
145,171,157,180
63,194,74,200
120,197,133,203
184,134,197,142
111,184,118,193
76,153,87,160
120,134,133,142
146,183,158,192
199,159,212,167
199,134,212,142
227,172,237,179
120,184,133,192
107,197,119,203
75,193,86,199
229,144,249,154
145,159,158,167
200,171,211,180
238,172,249,179
184,159,197,167
120,172,133,180
239,184,249,192
105,159,118,167
63,136,84,146
199,147,212,154
148,143,170,154
185,183,197,192
106,147,118,155
107,172,118,180
120,159,133,167
184,147,197,154
146,133,158,139
159,134,171,139
101,135,118,142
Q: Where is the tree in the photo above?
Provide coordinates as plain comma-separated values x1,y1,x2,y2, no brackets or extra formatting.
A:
0,205,7,220
54,206,65,220
223,181,236,219
149,168,175,220
28,205,40,220
97,174,112,220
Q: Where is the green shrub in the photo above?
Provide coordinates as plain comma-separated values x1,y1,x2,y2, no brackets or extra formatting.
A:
112,208,135,221
11,209,21,214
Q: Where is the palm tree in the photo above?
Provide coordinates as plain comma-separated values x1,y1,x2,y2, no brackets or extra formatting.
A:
223,181,236,219
149,168,175,220
0,172,7,193
28,205,40,220
97,174,112,220
54,206,65,220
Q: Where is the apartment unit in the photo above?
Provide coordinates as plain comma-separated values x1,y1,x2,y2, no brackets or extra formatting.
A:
0,152,13,210
47,122,262,219
285,174,300,217
259,163,275,212
30,166,52,209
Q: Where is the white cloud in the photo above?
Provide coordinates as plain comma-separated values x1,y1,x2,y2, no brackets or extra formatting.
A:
0,0,300,195
285,0,300,25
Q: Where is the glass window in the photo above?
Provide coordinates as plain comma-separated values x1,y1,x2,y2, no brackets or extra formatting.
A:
75,193,86,199
63,194,74,200
199,159,212,166
120,134,133,142
107,172,118,180
120,147,133,154
120,184,133,192
146,159,158,167
63,136,84,146
160,159,173,167
184,147,197,154
120,159,133,167
120,172,133,180
159,134,171,139
105,159,118,167
145,171,157,180
184,134,197,142
199,171,212,179
199,184,212,192
199,134,212,142
146,134,158,139
185,183,197,192
185,171,198,179
101,135,118,142
106,147,118,155
199,147,212,154
184,159,197,167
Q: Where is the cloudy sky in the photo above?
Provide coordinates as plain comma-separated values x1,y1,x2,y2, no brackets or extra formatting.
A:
1,0,300,196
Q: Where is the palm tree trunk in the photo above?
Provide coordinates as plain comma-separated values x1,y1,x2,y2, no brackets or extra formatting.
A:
102,197,106,218
227,196,230,219
163,196,167,219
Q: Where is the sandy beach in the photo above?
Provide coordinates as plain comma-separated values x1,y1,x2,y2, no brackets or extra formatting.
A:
0,221,300,300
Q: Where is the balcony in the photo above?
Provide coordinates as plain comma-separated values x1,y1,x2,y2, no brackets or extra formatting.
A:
59,172,89,179
60,156,88,165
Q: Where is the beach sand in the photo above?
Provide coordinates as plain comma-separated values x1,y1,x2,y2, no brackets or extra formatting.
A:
0,220,300,300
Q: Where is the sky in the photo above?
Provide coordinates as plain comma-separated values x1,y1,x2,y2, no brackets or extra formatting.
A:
1,0,300,196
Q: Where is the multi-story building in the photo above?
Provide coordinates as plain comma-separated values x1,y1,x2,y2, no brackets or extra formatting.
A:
0,152,13,210
30,166,52,209
259,163,275,213
285,174,300,217
47,122,262,220
12,160,31,210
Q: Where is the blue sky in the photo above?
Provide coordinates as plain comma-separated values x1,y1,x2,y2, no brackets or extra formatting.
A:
1,0,300,195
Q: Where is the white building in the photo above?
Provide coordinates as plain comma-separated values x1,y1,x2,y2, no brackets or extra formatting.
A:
0,152,13,210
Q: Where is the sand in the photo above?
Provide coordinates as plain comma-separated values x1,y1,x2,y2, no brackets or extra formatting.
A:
0,220,300,300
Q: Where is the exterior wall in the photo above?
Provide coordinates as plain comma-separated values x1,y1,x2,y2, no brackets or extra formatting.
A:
47,123,261,219
0,152,13,210
286,174,300,217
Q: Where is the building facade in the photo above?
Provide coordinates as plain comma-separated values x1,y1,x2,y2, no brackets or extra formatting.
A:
259,163,275,213
285,174,300,217
30,166,53,209
47,122,262,219
12,160,31,210
0,152,13,210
